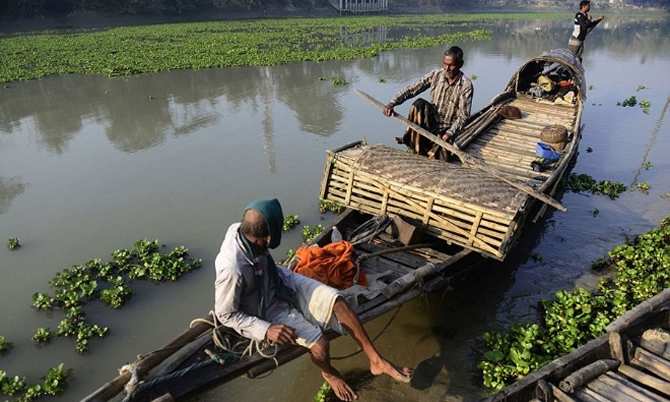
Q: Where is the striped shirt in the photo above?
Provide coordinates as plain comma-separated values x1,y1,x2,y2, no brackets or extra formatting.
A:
390,69,473,137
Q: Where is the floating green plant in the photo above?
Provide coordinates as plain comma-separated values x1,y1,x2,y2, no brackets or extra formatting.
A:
302,224,325,243
563,173,627,200
0,14,498,83
32,238,201,354
319,200,345,214
313,381,334,402
0,335,11,352
478,216,670,392
617,96,637,107
636,182,650,193
32,328,54,343
331,75,347,86
283,214,301,231
7,237,20,250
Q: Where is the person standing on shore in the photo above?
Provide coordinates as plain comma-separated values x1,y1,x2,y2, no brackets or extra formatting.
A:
382,46,473,161
568,0,605,62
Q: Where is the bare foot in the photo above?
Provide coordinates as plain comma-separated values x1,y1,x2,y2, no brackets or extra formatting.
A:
322,371,357,401
370,359,413,383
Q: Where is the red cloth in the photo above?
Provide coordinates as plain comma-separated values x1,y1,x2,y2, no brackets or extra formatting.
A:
292,240,367,290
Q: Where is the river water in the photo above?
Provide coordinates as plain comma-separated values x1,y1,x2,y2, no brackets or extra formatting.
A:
1,15,669,402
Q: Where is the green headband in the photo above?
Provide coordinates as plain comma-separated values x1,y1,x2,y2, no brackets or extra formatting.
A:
244,198,284,249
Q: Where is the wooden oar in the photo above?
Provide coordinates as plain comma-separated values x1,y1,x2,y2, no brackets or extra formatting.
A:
355,89,567,212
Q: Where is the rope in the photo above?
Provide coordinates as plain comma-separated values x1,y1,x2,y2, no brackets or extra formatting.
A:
119,364,139,397
347,214,391,245
191,311,279,359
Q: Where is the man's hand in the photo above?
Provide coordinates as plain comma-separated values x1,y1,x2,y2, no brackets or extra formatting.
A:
265,323,297,345
383,102,395,117
597,15,605,21
442,133,452,142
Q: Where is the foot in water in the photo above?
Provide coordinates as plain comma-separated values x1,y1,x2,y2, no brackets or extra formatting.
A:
322,371,357,401
370,359,413,383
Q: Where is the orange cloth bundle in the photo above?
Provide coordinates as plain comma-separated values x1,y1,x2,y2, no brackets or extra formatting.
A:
292,240,367,290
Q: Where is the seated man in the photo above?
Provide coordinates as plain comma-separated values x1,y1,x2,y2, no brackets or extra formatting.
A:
383,45,473,161
214,198,412,401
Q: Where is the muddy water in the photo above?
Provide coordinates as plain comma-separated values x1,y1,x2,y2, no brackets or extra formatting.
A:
1,16,669,402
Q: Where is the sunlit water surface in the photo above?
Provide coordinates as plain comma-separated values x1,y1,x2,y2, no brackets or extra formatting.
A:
1,15,669,402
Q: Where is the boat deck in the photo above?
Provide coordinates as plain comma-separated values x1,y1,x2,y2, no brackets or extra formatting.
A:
457,94,581,190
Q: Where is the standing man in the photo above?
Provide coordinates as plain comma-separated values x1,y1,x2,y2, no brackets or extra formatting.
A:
383,45,473,161
568,0,605,62
214,198,412,402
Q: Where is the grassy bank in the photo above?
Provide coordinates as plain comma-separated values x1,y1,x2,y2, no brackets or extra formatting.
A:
0,13,566,84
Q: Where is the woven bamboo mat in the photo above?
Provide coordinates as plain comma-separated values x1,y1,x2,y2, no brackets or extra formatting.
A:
340,144,526,214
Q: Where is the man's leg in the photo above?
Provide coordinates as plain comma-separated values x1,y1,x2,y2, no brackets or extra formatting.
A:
310,335,358,401
331,297,413,382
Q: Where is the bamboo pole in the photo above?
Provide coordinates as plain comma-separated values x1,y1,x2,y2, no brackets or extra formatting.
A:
559,359,619,393
380,262,436,299
355,89,567,212
81,320,212,402
149,332,213,379
606,288,670,332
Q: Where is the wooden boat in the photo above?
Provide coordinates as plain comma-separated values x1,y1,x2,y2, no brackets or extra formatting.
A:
481,288,670,402
334,48,585,261
82,49,585,402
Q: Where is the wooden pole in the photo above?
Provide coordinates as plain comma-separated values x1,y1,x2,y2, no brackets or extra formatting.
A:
606,288,670,333
354,89,567,212
559,359,619,393
80,320,212,402
380,262,436,299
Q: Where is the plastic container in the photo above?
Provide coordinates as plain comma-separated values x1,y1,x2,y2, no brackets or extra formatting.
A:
536,142,561,161
331,226,343,242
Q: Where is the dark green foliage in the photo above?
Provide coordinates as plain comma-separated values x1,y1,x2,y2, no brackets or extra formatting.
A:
478,216,670,391
563,173,627,199
33,238,201,353
0,14,493,83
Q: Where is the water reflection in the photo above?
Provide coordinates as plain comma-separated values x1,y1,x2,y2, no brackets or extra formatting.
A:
0,176,26,214
1,18,668,158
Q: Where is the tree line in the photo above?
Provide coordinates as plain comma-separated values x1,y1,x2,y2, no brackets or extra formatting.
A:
1,0,667,21
0,0,313,18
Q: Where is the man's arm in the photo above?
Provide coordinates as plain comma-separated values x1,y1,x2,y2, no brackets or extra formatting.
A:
384,70,435,116
214,266,270,342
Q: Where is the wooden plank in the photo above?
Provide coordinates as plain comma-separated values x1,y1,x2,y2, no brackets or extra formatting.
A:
586,377,647,402
603,372,670,402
